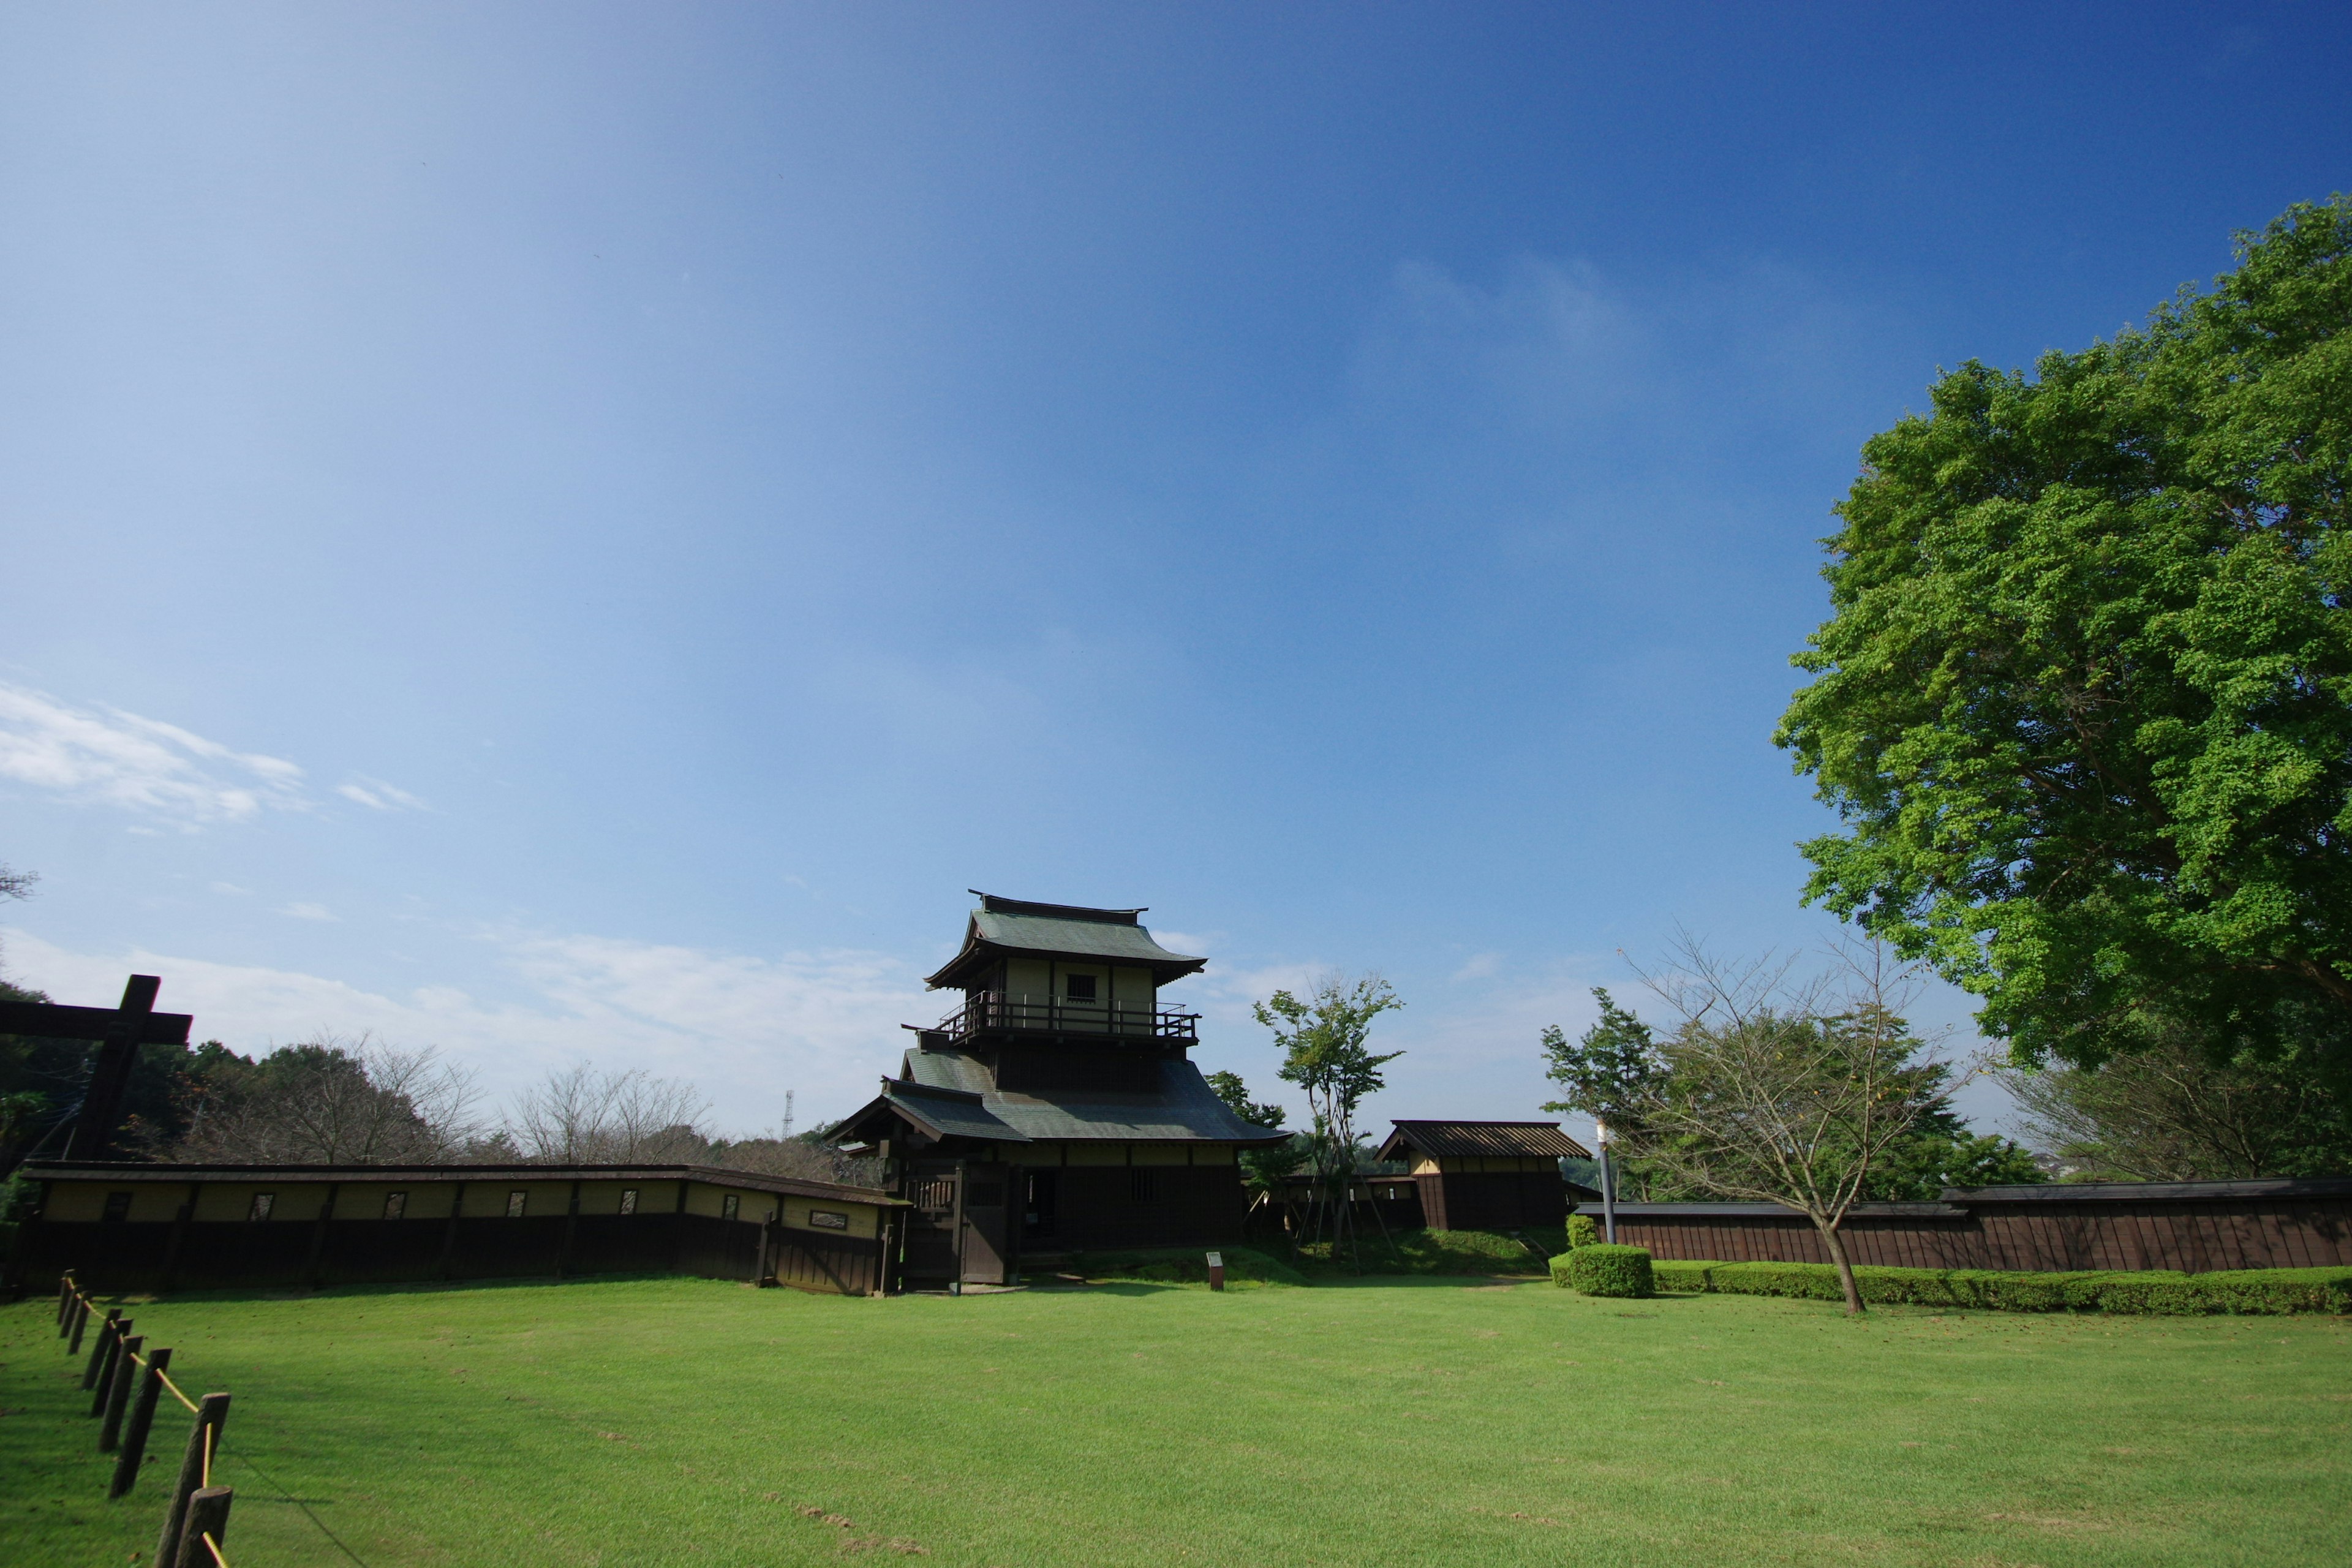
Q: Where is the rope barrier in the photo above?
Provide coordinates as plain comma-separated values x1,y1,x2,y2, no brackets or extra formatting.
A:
56,1272,371,1567
126,1344,203,1414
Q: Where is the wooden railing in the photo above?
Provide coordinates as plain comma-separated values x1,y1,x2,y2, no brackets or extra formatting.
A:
933,992,1198,1041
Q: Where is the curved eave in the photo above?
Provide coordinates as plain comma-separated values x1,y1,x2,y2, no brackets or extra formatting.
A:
923,927,1208,990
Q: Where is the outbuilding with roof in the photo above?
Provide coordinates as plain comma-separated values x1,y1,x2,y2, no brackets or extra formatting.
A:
1374,1120,1596,1233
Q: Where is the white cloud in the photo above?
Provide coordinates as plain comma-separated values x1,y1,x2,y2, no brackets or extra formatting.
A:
0,925,935,1135
0,680,307,824
279,902,339,922
337,775,427,812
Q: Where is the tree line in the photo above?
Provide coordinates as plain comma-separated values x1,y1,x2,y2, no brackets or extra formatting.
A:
0,985,868,1186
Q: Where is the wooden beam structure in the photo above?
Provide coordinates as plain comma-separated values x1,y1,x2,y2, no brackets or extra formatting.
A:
0,976,196,1162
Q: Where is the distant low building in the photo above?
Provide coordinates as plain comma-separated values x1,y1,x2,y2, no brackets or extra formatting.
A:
826,894,1288,1286
1374,1120,1596,1232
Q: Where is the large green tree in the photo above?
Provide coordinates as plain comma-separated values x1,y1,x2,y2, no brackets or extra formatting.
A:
1778,197,2352,1079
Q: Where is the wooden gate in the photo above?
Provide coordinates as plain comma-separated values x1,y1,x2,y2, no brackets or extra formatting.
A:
902,1163,963,1283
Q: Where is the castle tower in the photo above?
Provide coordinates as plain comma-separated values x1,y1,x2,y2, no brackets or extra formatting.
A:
827,894,1287,1286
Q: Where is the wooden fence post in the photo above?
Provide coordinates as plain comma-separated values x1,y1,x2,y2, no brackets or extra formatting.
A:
81,1308,120,1389
100,1333,142,1450
110,1345,170,1499
156,1392,230,1568
67,1295,91,1354
56,1273,74,1332
175,1485,233,1568
90,1317,132,1415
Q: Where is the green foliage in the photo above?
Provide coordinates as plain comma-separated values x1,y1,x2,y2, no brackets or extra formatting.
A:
1540,983,2040,1208
1567,1212,1600,1249
1204,1069,1286,1131
1257,974,1402,1196
1654,1259,2352,1314
1778,195,2352,1079
1559,1243,1655,1298
1205,1070,1305,1194
1540,987,1662,1131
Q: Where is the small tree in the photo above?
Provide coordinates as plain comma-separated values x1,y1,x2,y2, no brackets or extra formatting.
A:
510,1065,710,1163
1609,940,1951,1314
1256,973,1403,1259
1541,988,1665,1199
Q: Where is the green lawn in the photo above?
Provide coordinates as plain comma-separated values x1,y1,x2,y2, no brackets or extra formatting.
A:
4,1273,2346,1567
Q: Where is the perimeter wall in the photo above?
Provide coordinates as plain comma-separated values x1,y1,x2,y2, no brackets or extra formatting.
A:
1584,1179,2352,1273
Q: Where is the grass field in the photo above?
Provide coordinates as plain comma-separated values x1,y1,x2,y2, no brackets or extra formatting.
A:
5,1272,2347,1567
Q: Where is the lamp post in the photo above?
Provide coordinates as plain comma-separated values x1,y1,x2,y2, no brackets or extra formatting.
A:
1594,1120,1616,1245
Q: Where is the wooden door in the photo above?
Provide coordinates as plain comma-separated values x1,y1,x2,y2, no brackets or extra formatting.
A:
903,1163,962,1283
961,1165,1012,1284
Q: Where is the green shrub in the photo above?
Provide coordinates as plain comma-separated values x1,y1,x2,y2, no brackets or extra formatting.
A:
1295,1228,1552,1278
1656,1260,2352,1314
1566,1213,1600,1250
1561,1243,1654,1298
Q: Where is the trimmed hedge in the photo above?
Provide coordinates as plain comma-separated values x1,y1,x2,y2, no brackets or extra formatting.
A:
1650,1259,2352,1315
1566,1213,1600,1250
1553,1243,1654,1298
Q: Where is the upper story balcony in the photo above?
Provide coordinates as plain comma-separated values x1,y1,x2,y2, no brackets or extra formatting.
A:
932,991,1200,1043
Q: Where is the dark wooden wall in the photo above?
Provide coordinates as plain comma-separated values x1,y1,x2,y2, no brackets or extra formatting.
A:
1423,1171,1571,1234
1025,1166,1245,1252
16,1211,883,1296
1596,1192,2352,1273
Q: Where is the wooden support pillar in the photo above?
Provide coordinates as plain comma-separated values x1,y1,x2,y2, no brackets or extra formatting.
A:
438,1182,467,1280
159,1185,202,1294
559,1180,582,1278
305,1183,340,1288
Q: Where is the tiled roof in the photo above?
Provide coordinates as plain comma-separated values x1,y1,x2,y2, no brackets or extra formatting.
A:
1375,1121,1593,1161
924,894,1207,989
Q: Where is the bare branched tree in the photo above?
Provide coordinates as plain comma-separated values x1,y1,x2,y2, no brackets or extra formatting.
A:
176,1035,487,1164
509,1065,710,1163
1997,1033,2352,1181
1619,935,1951,1314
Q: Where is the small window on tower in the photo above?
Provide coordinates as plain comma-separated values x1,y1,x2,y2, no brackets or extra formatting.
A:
383,1192,407,1221
722,1193,741,1221
102,1191,132,1223
505,1190,528,1218
1066,973,1098,1001
248,1193,276,1222
619,1188,639,1216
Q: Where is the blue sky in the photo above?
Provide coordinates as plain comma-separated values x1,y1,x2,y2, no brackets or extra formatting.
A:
2,4,2345,1139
